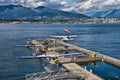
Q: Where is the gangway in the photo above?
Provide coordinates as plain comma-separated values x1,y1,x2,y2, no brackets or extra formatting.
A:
26,69,87,80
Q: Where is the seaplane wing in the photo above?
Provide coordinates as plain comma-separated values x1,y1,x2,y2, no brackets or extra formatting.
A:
50,35,77,38
68,35,77,37
20,52,86,59
58,52,85,57
16,45,42,47
20,55,52,59
50,35,67,38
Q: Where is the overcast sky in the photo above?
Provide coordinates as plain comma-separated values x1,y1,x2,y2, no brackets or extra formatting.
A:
0,0,120,13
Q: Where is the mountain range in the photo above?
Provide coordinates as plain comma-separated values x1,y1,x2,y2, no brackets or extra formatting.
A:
0,4,120,21
0,4,88,21
85,9,120,18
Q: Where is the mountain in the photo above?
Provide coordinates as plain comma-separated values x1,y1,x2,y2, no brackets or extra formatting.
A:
0,4,88,21
85,9,120,18
34,6,88,19
69,10,78,14
0,4,38,20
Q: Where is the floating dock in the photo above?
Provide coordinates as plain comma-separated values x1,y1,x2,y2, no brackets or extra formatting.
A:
26,38,120,80
58,40,120,67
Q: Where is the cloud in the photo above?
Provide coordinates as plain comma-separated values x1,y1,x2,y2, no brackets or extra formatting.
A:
72,0,120,13
0,0,120,13
60,1,67,5
68,0,120,13
0,0,4,1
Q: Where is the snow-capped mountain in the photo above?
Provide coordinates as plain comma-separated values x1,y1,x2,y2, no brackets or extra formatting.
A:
85,9,120,18
0,4,88,20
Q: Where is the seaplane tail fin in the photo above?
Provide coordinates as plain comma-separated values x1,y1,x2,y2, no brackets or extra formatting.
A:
64,28,70,33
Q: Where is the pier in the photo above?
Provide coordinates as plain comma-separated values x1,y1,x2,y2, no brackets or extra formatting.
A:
26,38,120,80
58,40,120,67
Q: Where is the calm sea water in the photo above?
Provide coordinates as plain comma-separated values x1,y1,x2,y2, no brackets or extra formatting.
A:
0,23,120,80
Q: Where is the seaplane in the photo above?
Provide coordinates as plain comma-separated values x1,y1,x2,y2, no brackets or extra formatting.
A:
16,39,46,52
50,28,77,41
18,40,87,65
20,51,87,66
50,35,77,41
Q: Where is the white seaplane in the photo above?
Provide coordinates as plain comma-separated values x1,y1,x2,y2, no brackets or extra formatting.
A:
51,28,77,41
50,35,77,41
18,39,87,65
20,51,87,65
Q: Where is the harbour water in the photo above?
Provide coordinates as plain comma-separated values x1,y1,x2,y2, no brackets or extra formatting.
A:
0,23,120,80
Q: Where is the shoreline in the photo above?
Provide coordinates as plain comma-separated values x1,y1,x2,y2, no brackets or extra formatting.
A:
0,21,120,24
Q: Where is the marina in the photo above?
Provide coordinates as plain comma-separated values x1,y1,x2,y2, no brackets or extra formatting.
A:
0,24,120,80
24,38,120,80
0,1,120,80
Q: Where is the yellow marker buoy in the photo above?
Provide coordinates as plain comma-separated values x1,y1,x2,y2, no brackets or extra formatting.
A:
91,53,96,59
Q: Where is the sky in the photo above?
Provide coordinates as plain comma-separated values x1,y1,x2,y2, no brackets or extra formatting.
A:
0,0,120,13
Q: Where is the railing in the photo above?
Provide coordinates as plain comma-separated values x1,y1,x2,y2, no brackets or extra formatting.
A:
26,69,88,80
